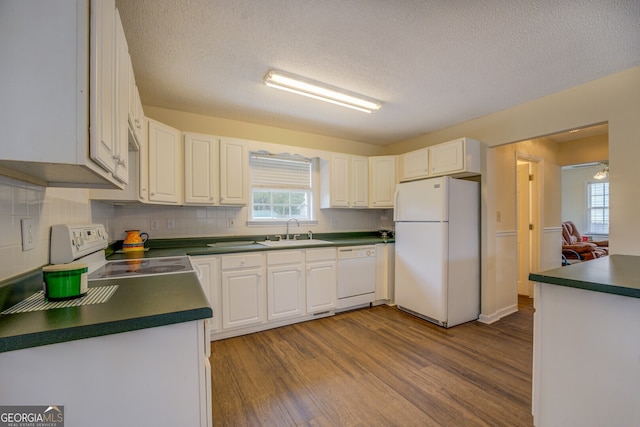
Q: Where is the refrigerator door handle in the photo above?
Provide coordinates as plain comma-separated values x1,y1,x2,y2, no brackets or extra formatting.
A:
393,189,399,221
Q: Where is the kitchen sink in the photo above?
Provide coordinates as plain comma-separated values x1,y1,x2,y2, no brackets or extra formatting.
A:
257,239,332,247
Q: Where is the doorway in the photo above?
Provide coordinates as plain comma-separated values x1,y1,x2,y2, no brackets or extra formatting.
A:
516,154,541,298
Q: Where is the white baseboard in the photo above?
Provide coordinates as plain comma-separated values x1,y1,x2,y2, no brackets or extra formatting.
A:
478,304,518,324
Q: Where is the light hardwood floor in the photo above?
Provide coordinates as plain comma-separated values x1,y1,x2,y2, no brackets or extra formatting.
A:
210,297,534,426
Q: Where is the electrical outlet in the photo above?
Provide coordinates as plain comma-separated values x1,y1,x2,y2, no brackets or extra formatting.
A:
496,211,502,222
227,218,236,228
21,218,35,251
331,218,339,227
167,218,175,230
151,220,160,231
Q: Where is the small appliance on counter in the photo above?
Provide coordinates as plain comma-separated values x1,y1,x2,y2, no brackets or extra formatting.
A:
42,263,88,300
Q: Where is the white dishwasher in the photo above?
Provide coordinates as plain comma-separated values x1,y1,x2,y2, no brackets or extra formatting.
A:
336,245,376,311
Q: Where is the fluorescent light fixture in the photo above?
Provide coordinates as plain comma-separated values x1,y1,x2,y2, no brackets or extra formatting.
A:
263,70,382,113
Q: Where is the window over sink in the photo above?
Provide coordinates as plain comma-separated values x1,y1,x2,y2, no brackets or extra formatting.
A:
249,152,315,222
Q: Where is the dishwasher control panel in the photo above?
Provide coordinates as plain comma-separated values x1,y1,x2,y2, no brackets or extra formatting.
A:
337,246,376,259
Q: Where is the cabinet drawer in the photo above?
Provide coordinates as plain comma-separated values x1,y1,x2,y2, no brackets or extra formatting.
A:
267,250,304,266
221,253,264,270
306,248,337,262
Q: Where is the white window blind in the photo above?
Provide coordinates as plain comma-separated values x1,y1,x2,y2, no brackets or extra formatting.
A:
250,153,311,190
249,152,314,221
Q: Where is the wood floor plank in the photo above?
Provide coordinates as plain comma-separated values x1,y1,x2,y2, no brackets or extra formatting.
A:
211,297,535,426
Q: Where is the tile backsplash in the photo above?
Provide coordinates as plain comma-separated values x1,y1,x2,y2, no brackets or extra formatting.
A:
0,176,99,281
107,204,393,242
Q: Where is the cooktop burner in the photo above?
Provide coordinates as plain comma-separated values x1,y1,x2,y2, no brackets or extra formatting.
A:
89,256,194,280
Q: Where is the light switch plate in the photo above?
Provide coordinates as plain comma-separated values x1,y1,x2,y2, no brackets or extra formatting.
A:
21,218,35,251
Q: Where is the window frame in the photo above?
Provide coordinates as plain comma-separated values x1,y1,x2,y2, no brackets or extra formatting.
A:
585,180,609,235
247,152,317,225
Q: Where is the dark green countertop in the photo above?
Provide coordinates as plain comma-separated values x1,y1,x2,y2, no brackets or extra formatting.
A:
529,255,640,298
0,272,212,353
106,233,394,260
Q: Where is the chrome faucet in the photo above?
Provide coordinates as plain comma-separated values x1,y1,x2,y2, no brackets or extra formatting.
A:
286,218,299,240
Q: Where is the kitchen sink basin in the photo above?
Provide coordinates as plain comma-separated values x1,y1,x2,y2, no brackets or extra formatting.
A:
257,239,332,247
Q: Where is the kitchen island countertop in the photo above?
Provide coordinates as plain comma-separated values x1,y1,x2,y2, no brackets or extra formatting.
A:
528,254,640,298
529,254,640,425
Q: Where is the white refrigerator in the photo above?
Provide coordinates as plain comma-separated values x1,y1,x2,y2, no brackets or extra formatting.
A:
394,176,479,328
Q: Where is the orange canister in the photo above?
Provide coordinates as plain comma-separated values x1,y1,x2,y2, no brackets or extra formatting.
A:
122,230,149,252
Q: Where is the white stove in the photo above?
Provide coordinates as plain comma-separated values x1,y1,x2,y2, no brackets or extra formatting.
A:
50,224,194,280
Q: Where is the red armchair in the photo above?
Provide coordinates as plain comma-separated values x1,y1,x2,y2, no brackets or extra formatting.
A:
562,221,608,262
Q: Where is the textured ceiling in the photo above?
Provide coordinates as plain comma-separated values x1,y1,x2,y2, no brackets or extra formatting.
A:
115,0,640,146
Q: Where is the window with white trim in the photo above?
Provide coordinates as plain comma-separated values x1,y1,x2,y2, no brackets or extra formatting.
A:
249,152,313,221
586,181,609,234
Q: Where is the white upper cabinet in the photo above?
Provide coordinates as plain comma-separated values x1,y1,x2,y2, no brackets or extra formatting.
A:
326,153,350,207
112,11,129,184
0,0,132,188
369,156,397,208
219,138,248,205
89,0,117,175
400,137,481,182
127,56,143,150
320,153,369,208
184,133,219,205
400,148,430,182
148,119,182,204
429,137,481,177
351,155,369,207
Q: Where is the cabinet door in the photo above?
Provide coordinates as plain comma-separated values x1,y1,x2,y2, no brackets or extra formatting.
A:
369,156,397,208
221,268,265,330
89,0,117,174
306,260,337,313
184,133,219,205
191,256,220,334
430,138,464,175
112,11,129,184
267,264,306,321
127,57,141,149
148,119,182,203
329,153,350,207
375,243,394,301
351,155,369,207
219,139,247,205
401,148,429,181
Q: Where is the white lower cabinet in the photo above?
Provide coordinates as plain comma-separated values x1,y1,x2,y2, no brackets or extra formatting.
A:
0,320,210,427
375,243,395,303
267,251,306,321
191,256,220,334
220,253,266,330
306,248,337,313
204,245,394,340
